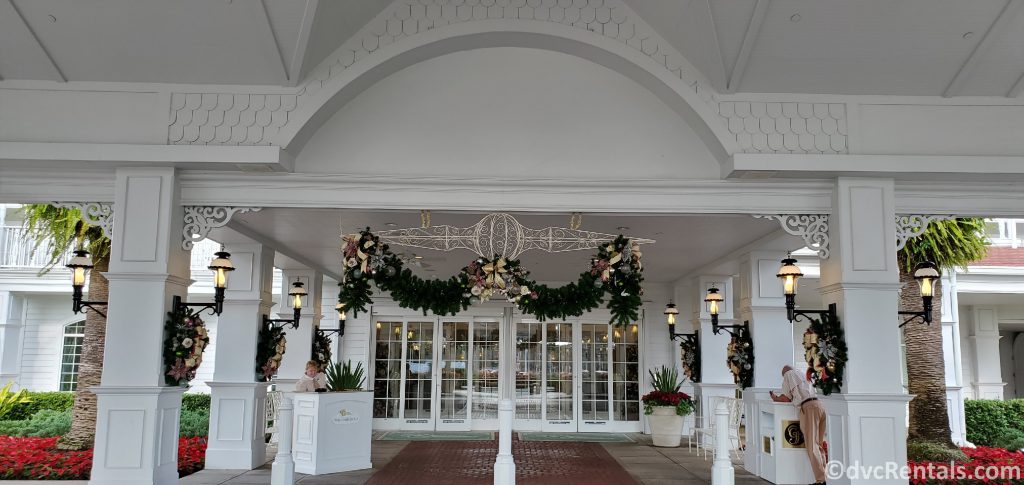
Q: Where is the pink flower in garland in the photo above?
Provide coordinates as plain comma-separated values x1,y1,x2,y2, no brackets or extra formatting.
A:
167,359,190,381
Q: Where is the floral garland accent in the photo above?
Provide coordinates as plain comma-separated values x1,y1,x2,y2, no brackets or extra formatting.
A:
338,228,644,326
163,306,209,386
726,328,754,389
680,337,701,383
803,311,847,395
255,324,286,382
311,330,332,371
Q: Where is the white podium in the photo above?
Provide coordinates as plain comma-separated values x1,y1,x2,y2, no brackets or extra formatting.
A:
291,391,373,475
752,400,816,484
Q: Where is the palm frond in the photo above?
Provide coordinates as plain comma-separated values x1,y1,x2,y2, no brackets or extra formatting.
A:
20,204,110,275
898,218,988,273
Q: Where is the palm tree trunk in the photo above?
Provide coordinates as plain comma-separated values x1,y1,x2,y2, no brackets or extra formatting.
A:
902,270,956,448
56,254,108,450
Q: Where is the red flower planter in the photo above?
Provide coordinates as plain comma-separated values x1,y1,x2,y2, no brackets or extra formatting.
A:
0,435,207,480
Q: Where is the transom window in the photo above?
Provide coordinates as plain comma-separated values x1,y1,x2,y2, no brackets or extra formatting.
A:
59,320,85,391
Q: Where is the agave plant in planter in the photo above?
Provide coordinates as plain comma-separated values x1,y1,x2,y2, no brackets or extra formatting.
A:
325,360,366,391
643,365,694,447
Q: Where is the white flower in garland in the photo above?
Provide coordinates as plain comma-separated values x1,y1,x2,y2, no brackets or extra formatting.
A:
182,338,194,348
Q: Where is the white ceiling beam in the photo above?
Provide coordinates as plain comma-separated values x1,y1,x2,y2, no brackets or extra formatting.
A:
1009,71,1024,98
256,0,291,85
944,0,1023,97
4,0,66,82
726,0,770,93
225,219,342,281
706,0,730,92
287,0,319,87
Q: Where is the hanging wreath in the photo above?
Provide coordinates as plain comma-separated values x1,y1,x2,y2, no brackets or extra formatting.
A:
311,330,332,371
680,337,701,383
726,328,754,389
255,324,286,382
163,306,209,386
337,228,644,326
803,311,847,395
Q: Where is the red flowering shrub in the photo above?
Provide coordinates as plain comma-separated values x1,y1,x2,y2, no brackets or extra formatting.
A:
0,435,207,479
909,446,1024,484
641,390,694,416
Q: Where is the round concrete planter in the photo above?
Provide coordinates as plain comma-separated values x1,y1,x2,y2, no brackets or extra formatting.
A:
648,406,684,447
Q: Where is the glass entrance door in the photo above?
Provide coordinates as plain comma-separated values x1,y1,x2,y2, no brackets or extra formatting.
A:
436,320,470,430
544,322,575,431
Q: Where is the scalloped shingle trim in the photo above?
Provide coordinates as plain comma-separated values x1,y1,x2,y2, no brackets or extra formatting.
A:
719,101,848,154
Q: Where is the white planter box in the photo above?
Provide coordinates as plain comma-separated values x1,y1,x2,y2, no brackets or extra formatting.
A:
291,391,373,475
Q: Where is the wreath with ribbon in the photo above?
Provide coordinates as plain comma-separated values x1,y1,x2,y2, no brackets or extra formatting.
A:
255,324,286,382
163,306,209,386
338,228,644,326
680,337,701,383
802,311,847,395
726,328,754,389
311,330,332,371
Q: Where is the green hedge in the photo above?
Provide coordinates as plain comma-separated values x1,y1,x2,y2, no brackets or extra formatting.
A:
181,393,210,413
179,409,209,437
4,392,74,421
0,409,71,437
965,399,1022,447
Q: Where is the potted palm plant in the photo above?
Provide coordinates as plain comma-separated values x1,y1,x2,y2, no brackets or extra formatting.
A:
643,365,694,447
325,360,366,391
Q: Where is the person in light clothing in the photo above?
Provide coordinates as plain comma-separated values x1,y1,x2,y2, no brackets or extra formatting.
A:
770,365,827,485
294,360,327,392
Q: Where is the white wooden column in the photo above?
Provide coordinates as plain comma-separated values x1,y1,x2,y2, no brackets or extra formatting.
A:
692,275,736,432
970,306,1005,399
819,178,910,485
275,269,322,387
205,242,275,469
0,292,25,387
738,251,793,473
940,272,968,445
90,167,190,485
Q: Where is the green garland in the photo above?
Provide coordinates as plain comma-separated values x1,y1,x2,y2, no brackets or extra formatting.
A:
338,228,644,326
680,337,701,383
802,311,848,395
255,324,286,382
311,330,332,371
726,327,754,389
162,306,209,386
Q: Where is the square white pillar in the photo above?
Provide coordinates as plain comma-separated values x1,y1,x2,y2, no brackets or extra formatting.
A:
818,178,910,485
90,168,190,485
970,306,1005,399
939,272,968,445
275,269,323,385
738,251,794,473
0,292,25,387
691,276,737,427
205,242,275,469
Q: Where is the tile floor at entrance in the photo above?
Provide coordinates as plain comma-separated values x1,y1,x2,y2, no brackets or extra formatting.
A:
177,434,769,485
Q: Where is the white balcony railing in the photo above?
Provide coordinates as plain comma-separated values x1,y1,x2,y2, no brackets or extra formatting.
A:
1,226,221,270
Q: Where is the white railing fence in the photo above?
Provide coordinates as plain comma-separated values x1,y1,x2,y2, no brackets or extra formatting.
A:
0,226,221,270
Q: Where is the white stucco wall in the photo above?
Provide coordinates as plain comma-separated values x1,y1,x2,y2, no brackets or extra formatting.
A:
296,47,720,180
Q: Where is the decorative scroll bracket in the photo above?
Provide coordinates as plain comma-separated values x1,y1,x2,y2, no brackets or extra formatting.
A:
753,214,830,259
53,202,114,239
182,206,261,250
895,215,954,251
372,212,655,259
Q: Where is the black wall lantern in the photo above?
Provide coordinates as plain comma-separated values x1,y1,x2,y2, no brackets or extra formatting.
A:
898,261,939,327
67,249,108,316
319,302,347,338
172,250,235,316
776,257,937,327
665,301,697,343
702,286,746,336
263,279,307,329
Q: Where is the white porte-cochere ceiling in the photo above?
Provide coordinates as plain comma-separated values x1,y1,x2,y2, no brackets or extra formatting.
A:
223,209,783,284
1,0,1022,97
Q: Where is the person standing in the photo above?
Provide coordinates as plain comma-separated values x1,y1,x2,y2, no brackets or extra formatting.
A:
770,365,827,485
294,360,328,392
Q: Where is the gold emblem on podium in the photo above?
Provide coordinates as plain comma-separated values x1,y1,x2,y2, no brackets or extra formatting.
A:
782,420,805,448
